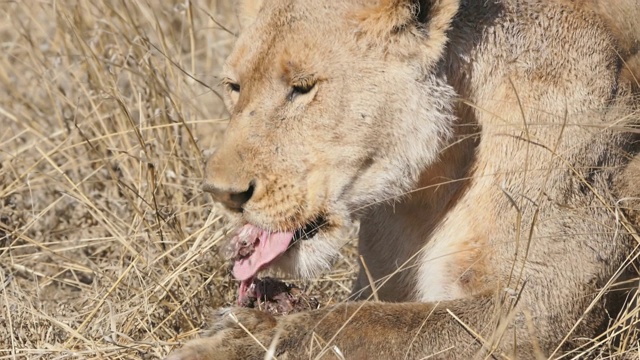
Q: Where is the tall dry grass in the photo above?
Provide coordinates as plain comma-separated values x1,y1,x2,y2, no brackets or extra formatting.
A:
1,1,638,360
0,2,356,359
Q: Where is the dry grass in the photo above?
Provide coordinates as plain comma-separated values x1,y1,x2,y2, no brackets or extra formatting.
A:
0,2,356,359
1,1,639,360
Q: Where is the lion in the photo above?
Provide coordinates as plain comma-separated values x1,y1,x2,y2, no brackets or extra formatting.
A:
167,0,640,358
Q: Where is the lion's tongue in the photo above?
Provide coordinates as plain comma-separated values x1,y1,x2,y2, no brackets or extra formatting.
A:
233,225,294,281
234,226,293,303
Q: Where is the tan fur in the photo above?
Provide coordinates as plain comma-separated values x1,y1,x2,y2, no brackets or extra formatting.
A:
575,0,640,90
236,0,265,29
616,154,640,225
168,0,640,359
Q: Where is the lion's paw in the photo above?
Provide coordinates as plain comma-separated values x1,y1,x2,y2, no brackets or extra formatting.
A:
208,306,277,335
165,307,279,360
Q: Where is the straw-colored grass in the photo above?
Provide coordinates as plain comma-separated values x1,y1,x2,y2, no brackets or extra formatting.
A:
0,2,356,359
1,1,638,360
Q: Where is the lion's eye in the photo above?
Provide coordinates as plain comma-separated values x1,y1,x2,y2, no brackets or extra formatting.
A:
228,82,241,93
292,83,314,95
289,82,316,101
222,78,240,93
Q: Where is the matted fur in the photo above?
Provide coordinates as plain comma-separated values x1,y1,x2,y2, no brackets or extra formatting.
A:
168,0,640,359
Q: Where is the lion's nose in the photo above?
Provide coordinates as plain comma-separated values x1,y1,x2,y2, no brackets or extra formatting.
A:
203,180,255,212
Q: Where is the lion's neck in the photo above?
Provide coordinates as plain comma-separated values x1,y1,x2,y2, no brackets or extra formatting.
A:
353,16,488,301
355,110,477,301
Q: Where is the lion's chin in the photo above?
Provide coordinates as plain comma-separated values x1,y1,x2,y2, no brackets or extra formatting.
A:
270,227,347,279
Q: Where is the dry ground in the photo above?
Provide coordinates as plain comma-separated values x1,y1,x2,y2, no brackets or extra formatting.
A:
0,2,356,359
1,1,639,360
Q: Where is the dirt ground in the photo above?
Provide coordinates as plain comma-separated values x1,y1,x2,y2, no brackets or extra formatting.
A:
0,2,356,359
1,1,639,359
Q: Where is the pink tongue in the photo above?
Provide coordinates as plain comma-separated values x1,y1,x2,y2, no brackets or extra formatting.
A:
232,224,294,281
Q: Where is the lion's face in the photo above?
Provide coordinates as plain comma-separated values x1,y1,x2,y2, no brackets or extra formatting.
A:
204,0,457,281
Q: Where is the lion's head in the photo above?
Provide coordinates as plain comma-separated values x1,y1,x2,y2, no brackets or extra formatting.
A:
203,0,460,297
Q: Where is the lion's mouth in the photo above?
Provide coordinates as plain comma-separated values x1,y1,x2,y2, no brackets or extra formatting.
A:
292,216,325,241
229,216,328,303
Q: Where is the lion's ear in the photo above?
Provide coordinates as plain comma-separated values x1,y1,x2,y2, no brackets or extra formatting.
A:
236,0,265,28
356,0,459,44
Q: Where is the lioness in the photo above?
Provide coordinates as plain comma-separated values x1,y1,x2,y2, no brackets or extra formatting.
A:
168,0,640,358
